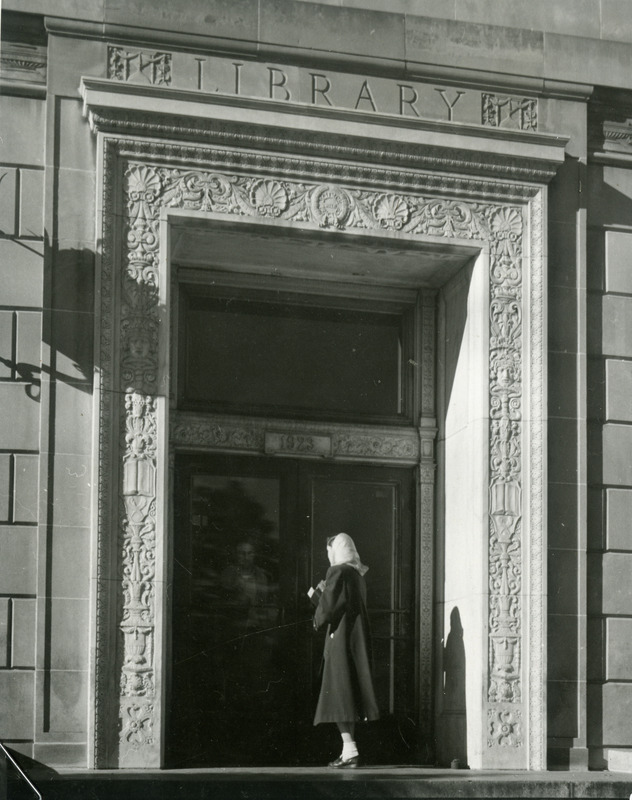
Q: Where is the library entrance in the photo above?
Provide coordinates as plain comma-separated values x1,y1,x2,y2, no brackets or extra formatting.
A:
82,70,551,766
168,454,416,767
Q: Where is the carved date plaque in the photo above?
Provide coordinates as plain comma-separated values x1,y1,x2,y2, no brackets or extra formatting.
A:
264,431,332,458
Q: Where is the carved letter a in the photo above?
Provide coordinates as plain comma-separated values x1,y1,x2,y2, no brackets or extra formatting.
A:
355,80,377,112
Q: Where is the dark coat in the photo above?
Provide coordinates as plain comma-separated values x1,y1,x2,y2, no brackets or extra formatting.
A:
312,564,380,725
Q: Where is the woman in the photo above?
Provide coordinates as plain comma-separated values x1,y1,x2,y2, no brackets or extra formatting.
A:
311,532,379,768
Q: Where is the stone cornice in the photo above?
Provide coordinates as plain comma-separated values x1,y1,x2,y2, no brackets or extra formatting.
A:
80,78,567,184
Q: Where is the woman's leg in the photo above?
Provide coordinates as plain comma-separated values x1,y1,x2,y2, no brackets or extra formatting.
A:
336,722,358,761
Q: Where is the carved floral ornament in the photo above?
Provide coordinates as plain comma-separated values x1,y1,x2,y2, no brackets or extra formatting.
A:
100,143,537,765
122,162,519,243
488,708,522,748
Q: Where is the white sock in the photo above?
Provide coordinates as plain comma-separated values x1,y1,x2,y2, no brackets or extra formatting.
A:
342,741,359,760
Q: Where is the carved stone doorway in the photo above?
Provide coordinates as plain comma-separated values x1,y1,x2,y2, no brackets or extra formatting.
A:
89,129,547,770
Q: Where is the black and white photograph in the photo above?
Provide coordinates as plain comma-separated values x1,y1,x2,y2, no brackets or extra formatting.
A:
1,1,632,798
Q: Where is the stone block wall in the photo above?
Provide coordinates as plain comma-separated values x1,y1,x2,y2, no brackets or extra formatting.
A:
0,93,45,754
1,13,97,765
586,146,632,767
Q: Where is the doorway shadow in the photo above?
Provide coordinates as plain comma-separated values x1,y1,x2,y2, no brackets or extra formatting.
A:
437,607,468,768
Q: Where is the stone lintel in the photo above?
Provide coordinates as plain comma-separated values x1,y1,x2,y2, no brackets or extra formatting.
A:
79,77,567,181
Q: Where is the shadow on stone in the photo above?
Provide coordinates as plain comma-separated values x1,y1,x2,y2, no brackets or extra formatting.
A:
437,606,468,768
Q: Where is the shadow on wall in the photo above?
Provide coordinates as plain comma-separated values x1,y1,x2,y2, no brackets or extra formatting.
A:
437,606,468,768
442,261,473,410
0,238,95,400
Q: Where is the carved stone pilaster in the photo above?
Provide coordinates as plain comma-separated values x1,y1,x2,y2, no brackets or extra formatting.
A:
116,157,164,766
487,204,524,743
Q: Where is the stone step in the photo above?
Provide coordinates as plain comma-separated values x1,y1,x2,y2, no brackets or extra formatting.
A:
29,768,632,800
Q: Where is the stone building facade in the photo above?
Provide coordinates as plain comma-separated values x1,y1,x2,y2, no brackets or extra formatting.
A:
0,0,631,774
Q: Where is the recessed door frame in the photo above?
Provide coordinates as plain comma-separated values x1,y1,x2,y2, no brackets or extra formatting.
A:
168,272,438,757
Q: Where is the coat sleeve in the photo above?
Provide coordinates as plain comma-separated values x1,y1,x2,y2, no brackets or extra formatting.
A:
313,568,347,631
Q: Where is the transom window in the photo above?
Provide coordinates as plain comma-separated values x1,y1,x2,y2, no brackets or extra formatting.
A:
178,284,418,424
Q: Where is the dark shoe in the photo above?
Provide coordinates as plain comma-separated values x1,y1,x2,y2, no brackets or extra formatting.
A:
328,755,360,769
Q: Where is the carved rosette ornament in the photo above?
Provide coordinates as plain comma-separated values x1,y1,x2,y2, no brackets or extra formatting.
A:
488,708,522,748
99,137,538,766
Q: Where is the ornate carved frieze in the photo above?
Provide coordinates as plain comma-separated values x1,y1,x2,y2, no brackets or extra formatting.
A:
95,132,540,766
108,46,171,86
171,415,264,452
171,412,421,465
127,161,515,245
482,93,537,132
334,433,417,460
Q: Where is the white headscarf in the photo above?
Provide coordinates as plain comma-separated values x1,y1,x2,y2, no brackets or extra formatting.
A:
326,533,368,576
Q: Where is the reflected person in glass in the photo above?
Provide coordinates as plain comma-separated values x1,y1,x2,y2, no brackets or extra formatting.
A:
309,533,379,768
220,537,273,632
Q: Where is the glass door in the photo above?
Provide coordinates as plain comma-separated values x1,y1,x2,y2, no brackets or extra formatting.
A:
167,453,416,767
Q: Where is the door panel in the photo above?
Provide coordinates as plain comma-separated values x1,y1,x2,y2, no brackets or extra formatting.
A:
168,454,417,767
169,455,302,767
307,464,417,762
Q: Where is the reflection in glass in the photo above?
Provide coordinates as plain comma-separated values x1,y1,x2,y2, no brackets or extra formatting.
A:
175,475,287,764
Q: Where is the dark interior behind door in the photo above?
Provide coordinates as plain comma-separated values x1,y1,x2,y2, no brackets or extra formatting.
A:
168,454,416,767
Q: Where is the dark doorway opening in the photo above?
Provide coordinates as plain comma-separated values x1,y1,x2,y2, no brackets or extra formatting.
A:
167,453,418,767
